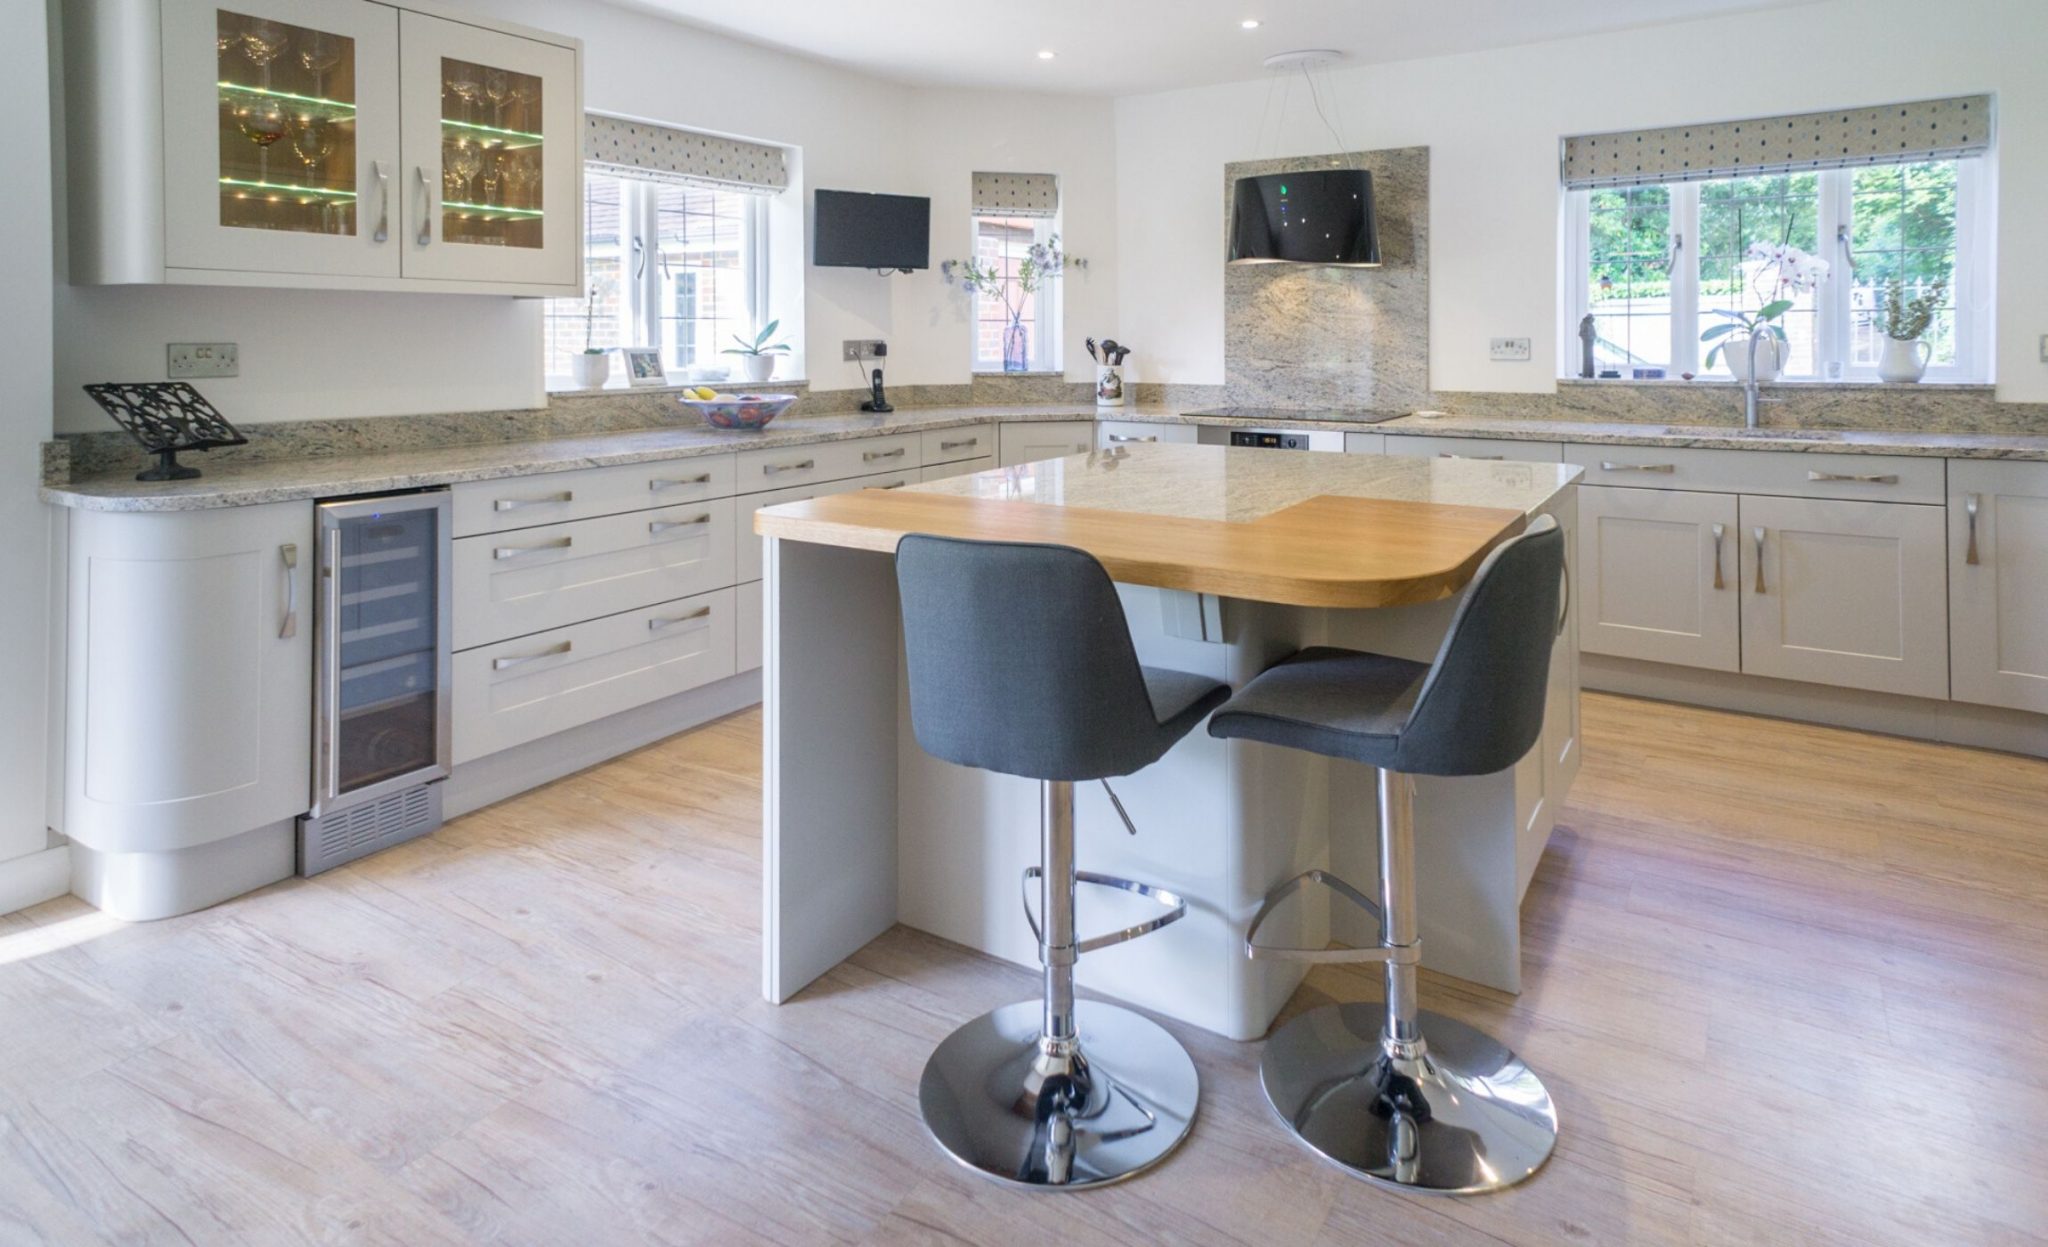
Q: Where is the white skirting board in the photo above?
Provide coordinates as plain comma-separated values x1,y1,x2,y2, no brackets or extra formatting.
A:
0,844,72,918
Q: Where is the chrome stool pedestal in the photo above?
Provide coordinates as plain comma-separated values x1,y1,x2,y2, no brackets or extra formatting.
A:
918,779,1198,1190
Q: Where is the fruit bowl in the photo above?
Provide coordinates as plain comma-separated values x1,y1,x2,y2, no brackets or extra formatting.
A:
678,392,798,431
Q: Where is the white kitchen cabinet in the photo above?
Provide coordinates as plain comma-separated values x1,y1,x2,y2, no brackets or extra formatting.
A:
1382,435,1564,462
999,422,1095,467
1949,460,2048,713
62,501,314,916
65,0,581,294
922,425,994,465
737,579,763,672
1343,432,1386,455
1097,421,1197,450
1576,485,1741,672
1738,495,1949,699
920,456,994,483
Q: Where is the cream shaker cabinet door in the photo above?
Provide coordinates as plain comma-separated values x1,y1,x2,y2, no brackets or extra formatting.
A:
66,501,315,851
1738,495,1949,699
1576,485,1741,673
998,422,1096,467
1950,460,2048,714
162,0,402,278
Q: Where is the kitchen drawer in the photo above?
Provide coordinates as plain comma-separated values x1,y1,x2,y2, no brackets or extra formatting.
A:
453,498,737,649
735,433,920,494
999,421,1096,467
1097,421,1197,449
1383,435,1564,462
737,578,763,672
452,587,737,764
921,456,995,483
922,424,995,465
452,455,737,537
737,467,917,583
1564,445,1944,504
1343,432,1387,455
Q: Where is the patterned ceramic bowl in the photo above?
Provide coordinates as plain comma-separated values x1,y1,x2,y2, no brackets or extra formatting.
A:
678,392,798,431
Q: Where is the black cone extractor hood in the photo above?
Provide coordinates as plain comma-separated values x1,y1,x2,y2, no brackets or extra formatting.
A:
1228,167,1380,267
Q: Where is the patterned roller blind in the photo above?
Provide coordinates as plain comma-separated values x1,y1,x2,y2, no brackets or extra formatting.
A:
971,171,1060,217
584,114,789,194
1562,95,1992,189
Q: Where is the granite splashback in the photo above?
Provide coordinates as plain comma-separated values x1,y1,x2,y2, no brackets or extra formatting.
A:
1223,146,1430,411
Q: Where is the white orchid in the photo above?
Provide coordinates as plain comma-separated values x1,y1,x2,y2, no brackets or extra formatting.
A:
1703,241,1831,368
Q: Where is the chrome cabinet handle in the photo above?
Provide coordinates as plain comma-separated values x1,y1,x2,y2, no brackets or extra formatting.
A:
1600,461,1676,473
650,473,712,490
279,543,299,639
938,437,980,451
1108,433,1157,444
371,161,389,242
863,448,907,462
494,537,572,560
494,491,573,511
877,481,907,489
762,459,814,475
649,514,712,533
648,606,712,631
1440,452,1504,460
1807,470,1898,484
1965,494,1981,565
1752,527,1767,594
1710,523,1726,591
415,166,432,245
493,641,571,670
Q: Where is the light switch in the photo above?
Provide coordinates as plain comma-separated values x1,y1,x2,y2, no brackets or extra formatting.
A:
168,342,239,378
1490,337,1532,362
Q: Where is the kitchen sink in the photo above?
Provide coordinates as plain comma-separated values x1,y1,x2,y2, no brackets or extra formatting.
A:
1657,425,1847,441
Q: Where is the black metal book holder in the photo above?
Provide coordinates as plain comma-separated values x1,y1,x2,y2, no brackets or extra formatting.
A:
82,382,249,481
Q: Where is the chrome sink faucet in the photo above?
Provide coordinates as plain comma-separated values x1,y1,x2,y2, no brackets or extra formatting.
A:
1743,323,1782,430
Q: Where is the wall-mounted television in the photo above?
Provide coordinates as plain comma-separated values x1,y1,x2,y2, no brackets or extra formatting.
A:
813,189,931,272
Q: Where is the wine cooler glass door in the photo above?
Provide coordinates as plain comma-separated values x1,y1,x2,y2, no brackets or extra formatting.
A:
316,493,452,814
162,0,401,278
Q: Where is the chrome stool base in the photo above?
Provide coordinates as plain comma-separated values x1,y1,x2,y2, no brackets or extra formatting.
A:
920,999,1199,1191
1260,1003,1557,1194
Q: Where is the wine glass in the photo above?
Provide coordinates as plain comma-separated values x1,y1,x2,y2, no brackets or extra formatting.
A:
449,139,484,203
298,32,343,97
483,69,511,126
291,115,332,183
240,20,289,88
233,97,289,183
447,72,481,123
499,152,533,209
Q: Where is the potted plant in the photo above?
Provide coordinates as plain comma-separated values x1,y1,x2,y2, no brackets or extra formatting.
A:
723,320,790,383
1701,241,1829,382
943,234,1070,372
1873,275,1948,383
570,287,611,388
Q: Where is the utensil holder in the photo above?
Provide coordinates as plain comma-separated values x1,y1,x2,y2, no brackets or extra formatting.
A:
1096,364,1128,408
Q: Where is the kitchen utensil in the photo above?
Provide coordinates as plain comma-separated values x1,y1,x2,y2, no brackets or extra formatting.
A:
1115,346,1131,365
1100,339,1119,365
1085,337,1098,363
678,392,799,431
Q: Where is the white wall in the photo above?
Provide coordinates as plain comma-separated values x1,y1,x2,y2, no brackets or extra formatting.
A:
1113,0,2048,404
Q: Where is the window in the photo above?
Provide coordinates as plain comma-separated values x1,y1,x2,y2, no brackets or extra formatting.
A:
1565,159,1987,382
971,214,1061,373
545,170,769,385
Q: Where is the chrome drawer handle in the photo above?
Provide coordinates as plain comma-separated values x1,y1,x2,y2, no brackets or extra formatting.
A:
1966,494,1981,565
649,514,713,533
938,437,980,451
371,161,388,243
1807,470,1898,485
863,448,907,462
493,640,571,670
495,491,573,511
648,606,712,631
1600,461,1675,473
1108,433,1157,444
650,473,713,490
762,459,814,475
494,537,572,560
279,543,299,639
1439,452,1504,460
1753,527,1767,594
1710,523,1725,591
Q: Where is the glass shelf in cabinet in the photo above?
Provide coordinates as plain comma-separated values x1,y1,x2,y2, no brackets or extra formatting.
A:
218,80,358,114
222,177,358,199
440,116,543,147
441,200,543,219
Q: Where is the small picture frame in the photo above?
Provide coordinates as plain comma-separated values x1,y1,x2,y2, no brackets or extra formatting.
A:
622,347,667,386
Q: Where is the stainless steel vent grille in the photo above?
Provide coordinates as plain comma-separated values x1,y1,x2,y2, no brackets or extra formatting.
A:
298,783,443,876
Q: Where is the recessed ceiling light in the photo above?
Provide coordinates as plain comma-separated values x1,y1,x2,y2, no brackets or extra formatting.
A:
1037,50,1056,59
1241,19,1261,29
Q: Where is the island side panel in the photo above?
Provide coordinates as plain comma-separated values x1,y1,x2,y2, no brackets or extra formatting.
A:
762,537,901,1003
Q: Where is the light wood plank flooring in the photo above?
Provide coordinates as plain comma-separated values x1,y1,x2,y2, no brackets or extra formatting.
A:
3,693,2046,1246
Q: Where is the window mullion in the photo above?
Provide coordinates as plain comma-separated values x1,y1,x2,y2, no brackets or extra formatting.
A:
1560,191,1589,376
1816,170,1851,379
1671,183,1700,375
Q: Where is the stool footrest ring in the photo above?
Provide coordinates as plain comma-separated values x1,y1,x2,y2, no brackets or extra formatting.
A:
1022,867,1188,956
1245,869,1412,964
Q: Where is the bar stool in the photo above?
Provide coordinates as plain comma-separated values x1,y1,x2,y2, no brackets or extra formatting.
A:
896,534,1231,1190
1206,514,1565,1194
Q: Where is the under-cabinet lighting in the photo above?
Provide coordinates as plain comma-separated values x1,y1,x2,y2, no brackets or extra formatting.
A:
219,177,358,198
440,200,544,218
218,80,357,112
441,117,545,144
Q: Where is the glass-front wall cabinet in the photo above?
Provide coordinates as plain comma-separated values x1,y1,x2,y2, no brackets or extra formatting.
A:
215,9,359,236
436,56,545,250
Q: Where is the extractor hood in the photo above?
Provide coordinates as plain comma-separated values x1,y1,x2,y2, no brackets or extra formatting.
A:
1228,168,1380,267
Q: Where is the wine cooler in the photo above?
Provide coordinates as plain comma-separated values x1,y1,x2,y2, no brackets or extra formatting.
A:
300,489,453,873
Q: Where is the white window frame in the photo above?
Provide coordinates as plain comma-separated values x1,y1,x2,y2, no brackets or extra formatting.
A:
970,214,1062,374
1563,160,1989,384
546,170,770,389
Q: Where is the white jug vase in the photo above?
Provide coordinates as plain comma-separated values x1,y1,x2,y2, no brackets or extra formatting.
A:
1877,336,1931,383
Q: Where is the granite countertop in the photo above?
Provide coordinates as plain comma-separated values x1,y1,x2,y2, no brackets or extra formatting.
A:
44,400,2048,513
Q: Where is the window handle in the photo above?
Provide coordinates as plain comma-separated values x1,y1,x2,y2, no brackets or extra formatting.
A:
632,234,646,281
1836,222,1858,278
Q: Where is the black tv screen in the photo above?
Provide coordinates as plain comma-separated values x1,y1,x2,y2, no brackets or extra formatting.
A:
814,190,930,271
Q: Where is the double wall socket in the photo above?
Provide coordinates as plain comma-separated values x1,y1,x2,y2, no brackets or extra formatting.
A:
842,339,886,362
1489,337,1533,362
168,342,239,378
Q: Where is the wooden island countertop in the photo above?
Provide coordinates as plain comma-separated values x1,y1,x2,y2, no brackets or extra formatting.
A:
753,443,1581,609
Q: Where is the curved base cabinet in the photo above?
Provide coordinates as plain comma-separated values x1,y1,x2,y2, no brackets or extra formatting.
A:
71,820,296,921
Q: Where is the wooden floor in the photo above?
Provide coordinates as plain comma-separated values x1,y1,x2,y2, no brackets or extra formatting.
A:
3,694,2046,1246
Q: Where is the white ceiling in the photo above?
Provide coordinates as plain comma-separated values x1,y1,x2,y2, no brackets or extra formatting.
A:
612,0,1824,95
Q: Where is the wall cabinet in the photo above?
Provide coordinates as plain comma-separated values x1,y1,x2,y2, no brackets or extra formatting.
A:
66,0,581,295
1949,461,2048,713
1577,485,1741,672
999,422,1095,467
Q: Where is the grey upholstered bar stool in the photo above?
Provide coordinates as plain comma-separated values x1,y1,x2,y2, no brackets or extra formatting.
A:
896,534,1231,1190
1207,514,1565,1194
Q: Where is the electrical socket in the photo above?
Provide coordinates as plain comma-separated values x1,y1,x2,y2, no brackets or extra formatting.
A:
168,342,239,378
843,339,886,362
1489,337,1532,362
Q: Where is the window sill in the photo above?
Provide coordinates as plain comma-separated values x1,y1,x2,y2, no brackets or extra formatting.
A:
1559,377,1992,393
547,378,811,397
971,370,1066,378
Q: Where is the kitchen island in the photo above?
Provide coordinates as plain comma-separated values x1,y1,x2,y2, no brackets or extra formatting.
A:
756,443,1581,1039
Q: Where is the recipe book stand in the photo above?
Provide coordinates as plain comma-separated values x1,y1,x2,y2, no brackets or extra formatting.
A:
82,382,250,482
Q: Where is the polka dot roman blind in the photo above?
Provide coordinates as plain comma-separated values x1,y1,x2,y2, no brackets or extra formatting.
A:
584,113,789,194
1561,95,1993,189
971,172,1060,218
